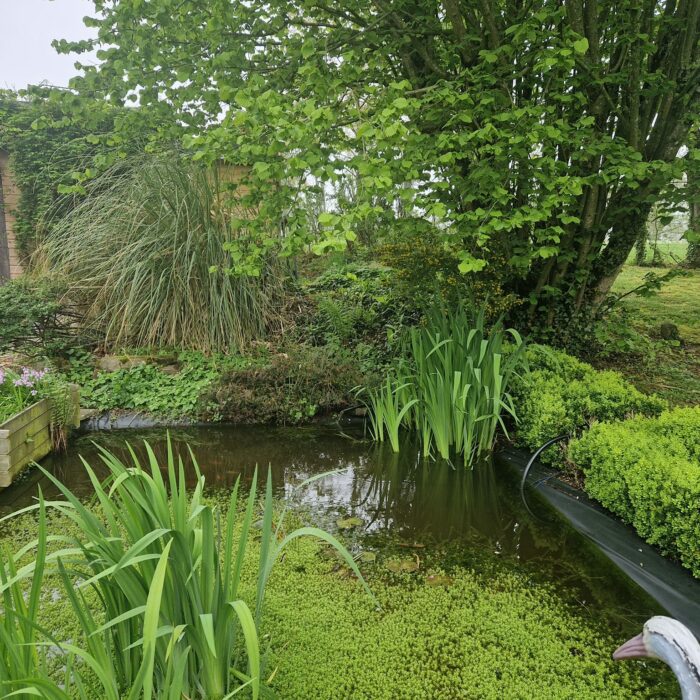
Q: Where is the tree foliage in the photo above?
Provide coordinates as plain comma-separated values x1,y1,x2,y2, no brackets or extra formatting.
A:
58,0,700,331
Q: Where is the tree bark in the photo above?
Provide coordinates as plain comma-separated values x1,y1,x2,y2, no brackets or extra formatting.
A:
687,169,700,268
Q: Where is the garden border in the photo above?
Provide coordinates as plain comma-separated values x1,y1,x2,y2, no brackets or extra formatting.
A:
501,446,700,637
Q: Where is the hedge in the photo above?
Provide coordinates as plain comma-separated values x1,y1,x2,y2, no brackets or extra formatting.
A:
510,345,667,463
568,407,700,578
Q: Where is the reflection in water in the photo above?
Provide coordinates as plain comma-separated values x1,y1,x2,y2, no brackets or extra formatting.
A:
0,424,666,635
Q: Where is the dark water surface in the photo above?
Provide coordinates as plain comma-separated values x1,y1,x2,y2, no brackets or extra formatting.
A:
0,424,668,638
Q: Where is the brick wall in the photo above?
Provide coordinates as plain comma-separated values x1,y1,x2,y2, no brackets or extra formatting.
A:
0,150,23,279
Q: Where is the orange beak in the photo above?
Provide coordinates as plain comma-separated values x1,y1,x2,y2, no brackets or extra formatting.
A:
613,633,649,660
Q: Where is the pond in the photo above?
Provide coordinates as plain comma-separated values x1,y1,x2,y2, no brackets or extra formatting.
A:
3,424,667,624
0,424,680,698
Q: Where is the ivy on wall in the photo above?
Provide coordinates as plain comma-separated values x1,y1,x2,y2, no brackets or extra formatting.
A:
0,89,147,262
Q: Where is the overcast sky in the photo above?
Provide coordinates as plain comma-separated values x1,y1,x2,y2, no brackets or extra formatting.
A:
0,0,97,90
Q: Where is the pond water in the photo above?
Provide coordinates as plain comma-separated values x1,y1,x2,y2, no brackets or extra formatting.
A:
0,424,668,640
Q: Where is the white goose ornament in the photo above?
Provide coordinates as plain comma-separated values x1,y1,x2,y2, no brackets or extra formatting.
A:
614,617,700,700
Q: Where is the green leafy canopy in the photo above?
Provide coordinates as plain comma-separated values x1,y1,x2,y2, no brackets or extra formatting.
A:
53,0,700,326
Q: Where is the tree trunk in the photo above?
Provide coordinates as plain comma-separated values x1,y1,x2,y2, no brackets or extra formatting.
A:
687,170,700,268
635,221,648,266
688,240,700,267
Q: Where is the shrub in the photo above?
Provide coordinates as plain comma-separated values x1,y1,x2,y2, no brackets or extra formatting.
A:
0,278,85,357
207,344,365,424
303,262,410,353
568,408,700,577
38,154,288,353
511,345,667,462
376,230,520,321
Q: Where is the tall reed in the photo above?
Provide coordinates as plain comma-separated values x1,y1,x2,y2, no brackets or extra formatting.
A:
38,155,287,353
361,304,526,466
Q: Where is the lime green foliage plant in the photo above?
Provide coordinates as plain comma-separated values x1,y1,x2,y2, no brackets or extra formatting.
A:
3,440,371,699
261,539,671,699
1,500,674,699
39,154,287,353
361,305,525,465
569,407,700,578
510,345,667,463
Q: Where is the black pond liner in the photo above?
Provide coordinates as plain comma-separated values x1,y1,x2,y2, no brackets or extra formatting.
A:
499,446,700,638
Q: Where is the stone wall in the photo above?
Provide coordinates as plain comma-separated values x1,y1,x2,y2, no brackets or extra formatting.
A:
0,150,23,280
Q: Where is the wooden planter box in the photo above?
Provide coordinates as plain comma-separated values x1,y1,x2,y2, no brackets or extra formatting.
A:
0,386,80,487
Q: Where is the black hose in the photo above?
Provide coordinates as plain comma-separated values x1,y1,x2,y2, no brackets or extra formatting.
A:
520,435,569,519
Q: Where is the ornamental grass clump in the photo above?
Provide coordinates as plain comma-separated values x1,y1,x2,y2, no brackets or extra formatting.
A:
3,439,371,699
38,154,288,353
361,305,526,466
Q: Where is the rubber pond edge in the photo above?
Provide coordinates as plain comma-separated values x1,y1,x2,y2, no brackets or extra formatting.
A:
498,446,700,637
77,410,357,431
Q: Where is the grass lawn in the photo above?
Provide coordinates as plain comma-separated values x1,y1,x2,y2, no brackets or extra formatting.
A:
612,265,700,344
605,264,700,405
624,241,688,266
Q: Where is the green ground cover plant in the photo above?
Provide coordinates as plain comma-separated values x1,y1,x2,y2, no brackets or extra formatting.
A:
569,407,700,578
66,350,270,420
510,345,668,464
361,305,525,466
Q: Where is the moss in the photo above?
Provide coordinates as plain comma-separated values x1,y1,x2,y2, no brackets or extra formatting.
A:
0,502,676,699
257,544,674,700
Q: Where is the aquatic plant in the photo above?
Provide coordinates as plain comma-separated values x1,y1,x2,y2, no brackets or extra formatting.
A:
0,491,69,698
0,491,129,699
361,305,525,465
363,376,417,452
22,440,371,699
